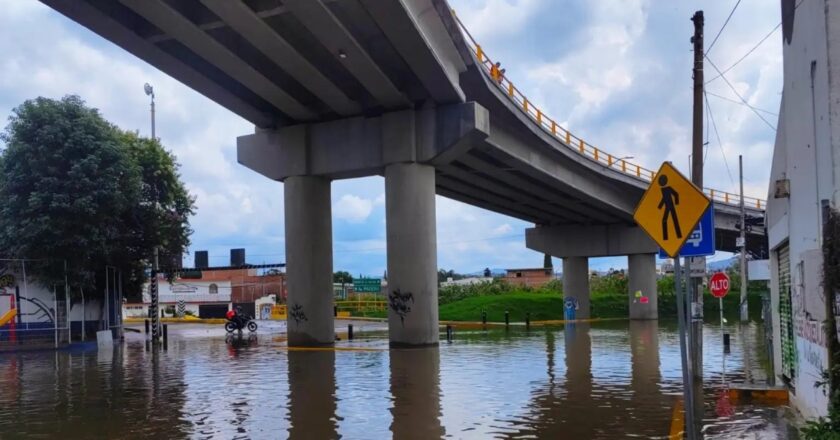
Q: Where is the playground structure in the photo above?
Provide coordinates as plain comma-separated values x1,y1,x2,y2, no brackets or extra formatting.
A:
0,259,121,349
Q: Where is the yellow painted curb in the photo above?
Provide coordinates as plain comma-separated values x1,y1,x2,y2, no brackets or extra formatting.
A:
726,387,789,405
281,346,386,352
669,398,684,440
441,317,626,329
125,318,227,324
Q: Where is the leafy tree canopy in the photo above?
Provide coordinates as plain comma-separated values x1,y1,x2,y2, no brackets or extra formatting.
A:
333,271,353,284
0,95,195,300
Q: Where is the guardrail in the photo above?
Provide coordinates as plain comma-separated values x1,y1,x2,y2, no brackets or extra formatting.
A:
452,11,765,211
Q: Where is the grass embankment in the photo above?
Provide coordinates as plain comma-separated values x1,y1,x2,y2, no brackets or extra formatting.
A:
343,273,767,322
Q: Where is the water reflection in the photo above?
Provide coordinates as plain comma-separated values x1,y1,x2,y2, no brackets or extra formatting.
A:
389,347,445,439
287,350,338,439
0,320,792,439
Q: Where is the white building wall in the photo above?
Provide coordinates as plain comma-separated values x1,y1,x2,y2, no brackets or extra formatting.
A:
768,0,840,419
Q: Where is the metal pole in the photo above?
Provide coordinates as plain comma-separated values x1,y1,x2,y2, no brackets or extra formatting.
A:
81,287,85,342
720,296,725,388
22,260,29,330
53,286,58,349
65,260,70,345
739,155,748,321
674,257,697,439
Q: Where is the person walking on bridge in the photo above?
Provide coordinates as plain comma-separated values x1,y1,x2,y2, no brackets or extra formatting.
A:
658,175,682,240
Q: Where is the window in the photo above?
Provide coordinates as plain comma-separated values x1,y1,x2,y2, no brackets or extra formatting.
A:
516,272,522,278
209,284,218,294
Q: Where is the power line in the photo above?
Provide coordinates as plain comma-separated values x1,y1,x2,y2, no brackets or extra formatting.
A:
705,23,780,86
707,0,806,86
705,90,778,116
704,89,735,184
706,0,742,55
705,55,777,131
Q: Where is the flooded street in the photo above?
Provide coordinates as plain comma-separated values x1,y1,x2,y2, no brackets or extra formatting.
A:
0,320,797,439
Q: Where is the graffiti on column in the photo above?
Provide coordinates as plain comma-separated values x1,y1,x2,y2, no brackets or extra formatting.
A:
389,289,414,325
290,303,308,327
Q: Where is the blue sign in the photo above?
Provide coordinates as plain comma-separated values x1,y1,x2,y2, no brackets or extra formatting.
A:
659,207,715,258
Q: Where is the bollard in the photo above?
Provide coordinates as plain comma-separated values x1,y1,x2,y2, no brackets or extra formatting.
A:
446,325,453,342
145,319,150,335
525,312,531,330
504,310,510,327
348,324,354,340
334,305,337,317
723,333,730,353
163,324,168,350
481,310,487,325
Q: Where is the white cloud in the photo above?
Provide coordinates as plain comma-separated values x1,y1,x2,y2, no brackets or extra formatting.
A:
1,0,783,273
492,223,513,235
333,194,374,223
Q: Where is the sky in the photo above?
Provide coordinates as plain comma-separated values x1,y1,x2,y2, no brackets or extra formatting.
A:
0,0,782,276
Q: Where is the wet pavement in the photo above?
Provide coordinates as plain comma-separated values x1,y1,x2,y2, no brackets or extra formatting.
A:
0,319,798,439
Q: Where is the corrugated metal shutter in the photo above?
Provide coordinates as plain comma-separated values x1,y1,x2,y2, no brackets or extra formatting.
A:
778,244,796,381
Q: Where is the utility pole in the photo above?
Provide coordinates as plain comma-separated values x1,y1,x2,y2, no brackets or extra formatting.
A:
689,10,705,383
739,155,748,321
144,82,160,343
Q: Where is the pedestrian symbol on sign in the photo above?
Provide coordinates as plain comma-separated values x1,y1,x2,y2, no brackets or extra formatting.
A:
658,175,682,240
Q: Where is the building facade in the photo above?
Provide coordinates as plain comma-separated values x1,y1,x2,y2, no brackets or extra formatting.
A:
767,0,840,418
503,268,555,288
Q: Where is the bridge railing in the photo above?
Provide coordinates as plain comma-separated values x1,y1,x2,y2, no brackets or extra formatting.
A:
452,11,764,211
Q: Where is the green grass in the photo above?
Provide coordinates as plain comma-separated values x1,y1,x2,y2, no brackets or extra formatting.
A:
439,292,565,322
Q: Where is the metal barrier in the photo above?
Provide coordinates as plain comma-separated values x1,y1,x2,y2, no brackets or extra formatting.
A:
452,11,764,211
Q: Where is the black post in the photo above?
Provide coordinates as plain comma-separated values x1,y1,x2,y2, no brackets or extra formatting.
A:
525,312,531,330
348,324,354,340
723,333,730,353
481,310,487,325
334,305,338,317
446,325,453,342
163,324,168,350
504,310,509,327
145,319,150,335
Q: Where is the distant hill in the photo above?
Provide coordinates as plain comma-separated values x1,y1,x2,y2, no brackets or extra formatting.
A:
708,257,737,272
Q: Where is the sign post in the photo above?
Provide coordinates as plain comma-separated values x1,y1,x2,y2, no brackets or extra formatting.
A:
634,162,710,440
710,271,731,388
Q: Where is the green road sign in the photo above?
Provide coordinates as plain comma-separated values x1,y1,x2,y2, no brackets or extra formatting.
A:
353,277,382,293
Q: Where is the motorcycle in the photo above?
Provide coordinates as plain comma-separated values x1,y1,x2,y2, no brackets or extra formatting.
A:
225,308,258,333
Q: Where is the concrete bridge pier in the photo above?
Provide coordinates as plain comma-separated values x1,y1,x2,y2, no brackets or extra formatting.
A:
526,224,660,321
284,175,335,346
562,257,591,320
628,254,658,320
386,162,439,347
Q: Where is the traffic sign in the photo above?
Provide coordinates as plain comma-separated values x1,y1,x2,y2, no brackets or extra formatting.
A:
633,162,711,257
709,272,730,298
353,277,382,293
659,207,715,258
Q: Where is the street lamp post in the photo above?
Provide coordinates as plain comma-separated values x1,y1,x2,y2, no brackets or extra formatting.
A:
144,83,160,343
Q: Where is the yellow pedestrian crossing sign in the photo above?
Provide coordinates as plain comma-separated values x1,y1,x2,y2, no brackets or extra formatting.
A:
633,162,711,258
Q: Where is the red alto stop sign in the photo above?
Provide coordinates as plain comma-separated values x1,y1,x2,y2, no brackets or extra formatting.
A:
709,272,730,298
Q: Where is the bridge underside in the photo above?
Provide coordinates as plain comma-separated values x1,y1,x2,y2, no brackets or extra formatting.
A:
43,0,767,345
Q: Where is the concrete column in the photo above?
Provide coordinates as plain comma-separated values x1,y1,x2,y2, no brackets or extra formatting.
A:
385,163,438,346
284,175,334,346
562,257,590,320
628,253,658,320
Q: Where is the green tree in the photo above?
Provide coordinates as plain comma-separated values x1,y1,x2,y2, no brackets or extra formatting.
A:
333,271,353,284
0,95,194,301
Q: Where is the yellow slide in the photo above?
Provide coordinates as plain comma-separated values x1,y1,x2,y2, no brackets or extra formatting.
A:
0,309,16,327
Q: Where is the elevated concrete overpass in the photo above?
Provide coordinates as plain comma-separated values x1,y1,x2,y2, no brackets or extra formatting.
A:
43,0,767,346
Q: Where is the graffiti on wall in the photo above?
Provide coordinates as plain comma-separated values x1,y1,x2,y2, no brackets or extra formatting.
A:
389,289,414,325
289,303,308,327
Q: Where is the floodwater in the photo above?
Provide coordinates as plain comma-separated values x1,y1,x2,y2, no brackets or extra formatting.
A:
0,320,798,439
